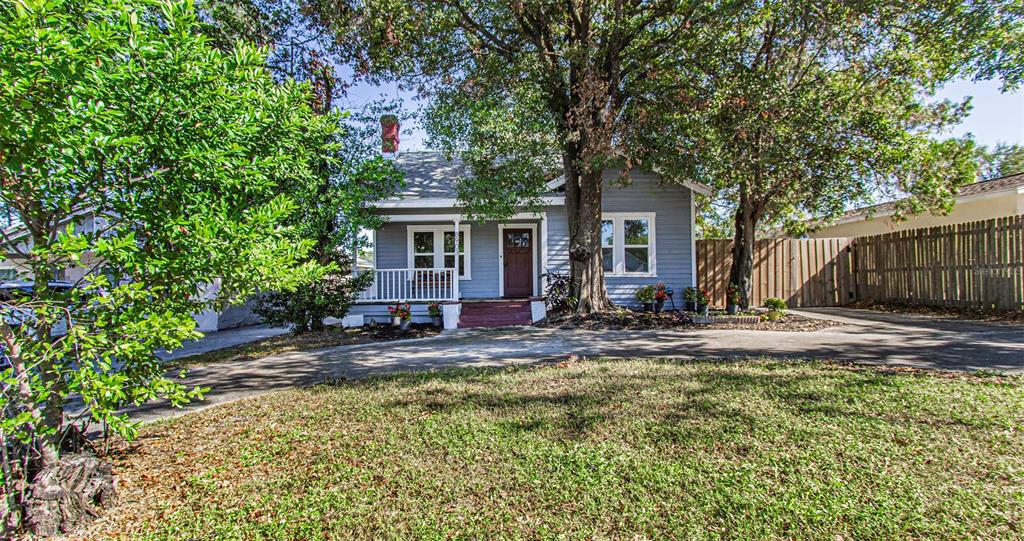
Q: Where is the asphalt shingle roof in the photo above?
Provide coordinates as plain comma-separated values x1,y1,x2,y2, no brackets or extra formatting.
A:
390,152,468,199
385,150,713,199
843,171,1024,219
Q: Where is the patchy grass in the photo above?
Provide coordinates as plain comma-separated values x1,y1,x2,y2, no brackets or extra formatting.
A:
169,324,441,368
80,359,1022,540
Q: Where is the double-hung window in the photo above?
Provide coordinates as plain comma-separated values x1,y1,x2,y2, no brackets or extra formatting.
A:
407,225,471,279
600,213,655,276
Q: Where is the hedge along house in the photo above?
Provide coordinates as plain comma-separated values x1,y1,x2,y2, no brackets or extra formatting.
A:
348,149,711,329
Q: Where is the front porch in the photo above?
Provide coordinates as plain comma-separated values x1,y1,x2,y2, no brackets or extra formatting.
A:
347,209,557,328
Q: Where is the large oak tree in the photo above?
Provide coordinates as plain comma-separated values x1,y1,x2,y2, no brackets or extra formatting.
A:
314,0,1020,312
633,0,1022,307
314,0,736,313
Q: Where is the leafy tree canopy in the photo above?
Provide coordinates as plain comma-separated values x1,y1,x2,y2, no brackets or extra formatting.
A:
0,0,341,530
625,0,1021,305
977,142,1024,179
305,0,1022,311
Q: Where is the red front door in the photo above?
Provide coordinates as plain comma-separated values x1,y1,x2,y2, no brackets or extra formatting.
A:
503,228,533,297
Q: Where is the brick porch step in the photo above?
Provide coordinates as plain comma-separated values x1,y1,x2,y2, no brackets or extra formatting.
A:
459,300,533,328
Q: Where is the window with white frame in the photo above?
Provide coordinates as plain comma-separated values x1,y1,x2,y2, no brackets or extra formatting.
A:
600,213,655,276
407,225,471,279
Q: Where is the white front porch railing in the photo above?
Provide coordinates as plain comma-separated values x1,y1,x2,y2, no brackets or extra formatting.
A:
355,268,459,303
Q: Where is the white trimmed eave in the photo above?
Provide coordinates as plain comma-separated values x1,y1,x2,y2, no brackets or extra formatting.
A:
830,187,1021,227
545,175,713,197
373,196,565,209
381,212,545,223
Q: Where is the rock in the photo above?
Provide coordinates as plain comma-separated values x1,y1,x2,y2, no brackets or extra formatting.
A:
24,453,115,536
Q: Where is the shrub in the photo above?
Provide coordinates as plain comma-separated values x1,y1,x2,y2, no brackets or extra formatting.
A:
542,271,578,312
763,297,787,311
635,284,656,303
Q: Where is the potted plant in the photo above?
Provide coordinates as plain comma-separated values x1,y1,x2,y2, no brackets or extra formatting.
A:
388,303,412,330
762,297,787,322
653,282,668,313
695,287,711,316
683,287,698,312
635,284,656,311
428,302,442,327
726,283,742,315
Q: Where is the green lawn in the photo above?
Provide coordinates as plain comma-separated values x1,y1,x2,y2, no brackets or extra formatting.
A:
86,359,1023,540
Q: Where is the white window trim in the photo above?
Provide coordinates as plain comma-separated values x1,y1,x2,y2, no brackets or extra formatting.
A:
406,224,472,279
602,212,656,277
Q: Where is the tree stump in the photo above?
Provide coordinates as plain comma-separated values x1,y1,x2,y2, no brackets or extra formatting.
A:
24,453,115,536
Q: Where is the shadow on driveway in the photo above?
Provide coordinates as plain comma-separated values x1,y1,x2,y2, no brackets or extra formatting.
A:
127,308,1024,424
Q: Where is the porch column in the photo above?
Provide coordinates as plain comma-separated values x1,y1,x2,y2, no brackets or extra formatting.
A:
540,212,549,295
452,217,461,301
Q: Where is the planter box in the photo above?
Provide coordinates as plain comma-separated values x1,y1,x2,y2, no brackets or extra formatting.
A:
692,315,762,325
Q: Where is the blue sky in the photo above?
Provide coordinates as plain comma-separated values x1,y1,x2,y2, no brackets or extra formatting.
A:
337,77,1024,152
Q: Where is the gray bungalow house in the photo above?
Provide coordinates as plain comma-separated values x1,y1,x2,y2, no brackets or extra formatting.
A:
347,152,710,329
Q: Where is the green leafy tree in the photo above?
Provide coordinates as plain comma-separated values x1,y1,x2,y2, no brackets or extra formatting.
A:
315,0,1020,313
314,0,745,314
978,142,1024,179
0,0,337,531
639,0,1021,307
254,60,403,332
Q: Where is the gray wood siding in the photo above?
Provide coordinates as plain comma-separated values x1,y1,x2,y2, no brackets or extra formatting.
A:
373,219,540,299
371,171,694,307
541,174,694,307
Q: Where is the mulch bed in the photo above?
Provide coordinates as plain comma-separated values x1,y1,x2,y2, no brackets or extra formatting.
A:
848,300,1024,325
537,309,841,332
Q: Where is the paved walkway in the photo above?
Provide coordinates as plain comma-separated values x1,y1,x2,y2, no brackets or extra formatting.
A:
157,324,290,361
130,308,1024,424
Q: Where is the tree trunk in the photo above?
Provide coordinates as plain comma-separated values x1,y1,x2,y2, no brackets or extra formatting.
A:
29,259,62,468
728,194,758,310
24,453,115,536
563,152,611,314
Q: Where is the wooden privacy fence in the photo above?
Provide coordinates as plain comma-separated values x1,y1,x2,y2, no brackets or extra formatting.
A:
696,215,1024,310
697,238,855,308
853,216,1024,310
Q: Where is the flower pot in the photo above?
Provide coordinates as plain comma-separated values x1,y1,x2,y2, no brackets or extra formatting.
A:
697,304,709,316
654,300,665,313
431,316,442,327
391,316,401,327
399,319,412,331
685,300,697,312
726,304,738,315
641,302,654,312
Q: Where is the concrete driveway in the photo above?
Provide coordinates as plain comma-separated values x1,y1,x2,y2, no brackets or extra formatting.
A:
130,308,1024,424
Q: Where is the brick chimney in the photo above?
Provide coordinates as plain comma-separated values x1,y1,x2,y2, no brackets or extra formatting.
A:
380,114,399,154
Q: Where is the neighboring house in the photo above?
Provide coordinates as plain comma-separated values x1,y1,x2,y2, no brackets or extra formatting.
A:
347,152,710,328
0,212,258,333
0,211,105,283
802,172,1024,238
